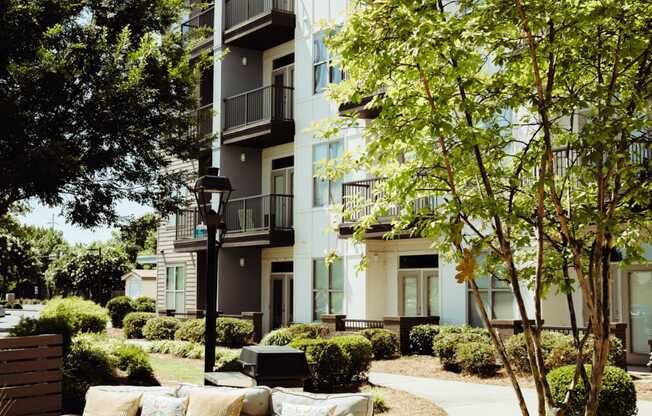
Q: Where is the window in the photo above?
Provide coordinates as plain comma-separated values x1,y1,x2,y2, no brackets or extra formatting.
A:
313,141,344,207
467,275,515,326
312,258,344,320
398,255,439,316
313,31,345,94
126,277,142,299
166,265,185,312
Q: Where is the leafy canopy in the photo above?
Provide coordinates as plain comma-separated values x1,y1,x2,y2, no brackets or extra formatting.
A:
0,0,209,227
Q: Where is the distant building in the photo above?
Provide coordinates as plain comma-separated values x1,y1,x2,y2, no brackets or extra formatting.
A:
122,269,157,299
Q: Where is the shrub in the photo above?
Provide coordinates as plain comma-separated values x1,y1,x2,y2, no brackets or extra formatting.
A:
455,341,498,376
505,331,626,373
40,297,108,334
216,350,243,372
287,323,330,339
409,324,440,355
548,365,637,416
142,317,181,340
432,330,489,371
174,318,253,347
331,335,373,383
62,337,115,414
149,340,202,359
6,302,22,309
290,338,349,391
111,342,157,385
368,389,390,414
260,328,295,346
359,329,400,360
10,316,75,352
133,296,156,312
123,312,155,339
106,296,134,328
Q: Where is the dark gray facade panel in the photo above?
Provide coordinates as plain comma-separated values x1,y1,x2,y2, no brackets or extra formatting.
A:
218,247,262,314
220,145,262,199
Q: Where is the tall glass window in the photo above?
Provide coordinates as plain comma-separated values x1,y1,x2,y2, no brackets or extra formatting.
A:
313,141,344,207
312,258,344,320
468,276,515,326
165,265,185,313
313,31,345,94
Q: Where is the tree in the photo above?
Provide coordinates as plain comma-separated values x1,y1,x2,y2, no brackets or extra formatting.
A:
46,243,130,305
114,213,159,265
323,1,651,416
0,0,210,227
0,233,42,297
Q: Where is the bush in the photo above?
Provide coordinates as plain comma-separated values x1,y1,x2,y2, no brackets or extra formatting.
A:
106,296,134,328
6,302,22,309
290,338,349,391
216,350,243,372
174,318,253,347
432,329,490,371
287,323,330,339
260,328,295,346
548,365,637,416
62,337,115,414
368,389,390,414
142,317,181,340
40,297,108,334
123,312,155,339
359,329,400,360
133,296,156,312
149,340,204,359
331,335,373,383
10,316,75,352
111,342,157,384
409,324,440,355
505,331,626,373
454,341,498,376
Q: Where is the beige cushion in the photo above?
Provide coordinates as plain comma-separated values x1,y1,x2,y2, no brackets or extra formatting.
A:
141,395,188,416
185,388,245,416
90,385,178,407
271,389,373,416
178,384,271,416
281,403,336,416
83,388,141,416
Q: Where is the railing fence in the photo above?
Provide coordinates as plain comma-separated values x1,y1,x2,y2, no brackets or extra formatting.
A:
224,85,293,131
225,0,294,29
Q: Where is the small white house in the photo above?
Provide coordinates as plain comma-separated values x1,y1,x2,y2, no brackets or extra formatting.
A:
122,269,157,299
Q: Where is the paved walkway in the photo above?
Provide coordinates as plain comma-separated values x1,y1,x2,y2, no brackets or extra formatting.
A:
0,305,43,335
369,372,652,416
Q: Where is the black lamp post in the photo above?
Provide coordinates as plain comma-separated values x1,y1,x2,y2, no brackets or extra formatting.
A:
193,167,232,373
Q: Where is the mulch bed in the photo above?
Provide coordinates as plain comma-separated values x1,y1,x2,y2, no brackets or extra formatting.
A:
361,385,447,416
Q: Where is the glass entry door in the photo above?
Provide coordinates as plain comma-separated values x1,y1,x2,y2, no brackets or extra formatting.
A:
272,167,293,228
629,270,652,354
399,269,439,316
270,261,294,329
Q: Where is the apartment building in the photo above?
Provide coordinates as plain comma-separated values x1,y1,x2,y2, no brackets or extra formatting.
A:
157,0,652,365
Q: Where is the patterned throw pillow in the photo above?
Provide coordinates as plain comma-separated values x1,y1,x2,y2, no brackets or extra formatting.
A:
141,395,188,416
281,403,336,416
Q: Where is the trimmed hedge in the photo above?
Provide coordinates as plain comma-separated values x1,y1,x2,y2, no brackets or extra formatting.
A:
40,297,108,334
142,317,181,340
123,312,156,339
432,329,490,371
106,296,134,328
290,338,349,391
133,296,156,312
505,331,625,373
359,329,400,360
454,341,497,376
548,365,637,416
260,324,329,346
10,316,75,351
409,324,440,355
331,335,373,383
174,318,253,347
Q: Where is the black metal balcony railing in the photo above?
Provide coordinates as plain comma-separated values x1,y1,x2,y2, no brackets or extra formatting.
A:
187,103,213,141
224,85,293,131
549,143,650,178
175,194,293,240
342,178,437,223
225,194,293,233
181,7,215,39
225,0,294,30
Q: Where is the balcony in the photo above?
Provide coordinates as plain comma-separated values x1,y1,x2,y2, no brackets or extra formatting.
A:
174,194,294,251
188,104,213,142
339,177,437,238
223,0,295,50
181,6,214,54
338,92,383,119
222,85,294,148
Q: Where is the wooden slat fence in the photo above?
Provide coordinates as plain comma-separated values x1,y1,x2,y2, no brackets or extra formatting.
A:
0,334,63,416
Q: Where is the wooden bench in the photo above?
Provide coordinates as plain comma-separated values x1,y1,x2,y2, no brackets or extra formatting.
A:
0,334,63,416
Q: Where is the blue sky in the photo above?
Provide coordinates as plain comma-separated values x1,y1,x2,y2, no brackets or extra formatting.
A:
19,200,153,245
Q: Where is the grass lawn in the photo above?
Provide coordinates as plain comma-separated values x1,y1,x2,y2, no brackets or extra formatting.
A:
149,353,204,386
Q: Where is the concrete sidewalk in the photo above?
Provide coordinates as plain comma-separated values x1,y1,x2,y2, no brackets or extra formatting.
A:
369,372,652,416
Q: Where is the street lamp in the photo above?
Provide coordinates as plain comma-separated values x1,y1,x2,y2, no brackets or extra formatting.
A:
193,167,232,373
